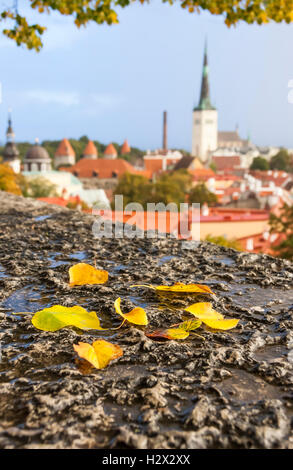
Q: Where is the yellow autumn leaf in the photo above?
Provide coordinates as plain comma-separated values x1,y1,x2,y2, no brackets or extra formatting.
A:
177,319,202,331
184,302,239,330
203,319,239,330
31,305,104,332
69,263,108,286
146,319,202,341
130,282,214,294
114,297,148,326
146,327,189,340
74,339,123,369
166,328,190,339
185,302,224,320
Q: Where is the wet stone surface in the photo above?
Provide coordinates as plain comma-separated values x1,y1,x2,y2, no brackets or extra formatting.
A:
0,191,292,449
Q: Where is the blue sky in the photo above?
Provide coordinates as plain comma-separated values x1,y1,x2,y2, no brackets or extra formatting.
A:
0,1,293,151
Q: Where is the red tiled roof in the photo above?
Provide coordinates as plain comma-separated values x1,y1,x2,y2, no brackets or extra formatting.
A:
144,159,164,174
144,158,180,176
191,207,269,223
104,143,117,157
213,174,241,181
37,196,80,207
121,139,131,154
83,140,98,157
212,156,241,171
237,231,286,256
189,168,215,181
55,138,75,157
249,170,292,187
61,158,136,179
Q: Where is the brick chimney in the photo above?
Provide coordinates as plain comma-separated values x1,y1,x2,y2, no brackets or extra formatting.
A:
163,111,167,151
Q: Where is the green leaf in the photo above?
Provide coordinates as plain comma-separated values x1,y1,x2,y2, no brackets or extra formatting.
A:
178,319,202,331
31,305,105,332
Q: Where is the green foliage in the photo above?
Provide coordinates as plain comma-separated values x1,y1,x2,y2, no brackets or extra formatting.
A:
188,183,217,206
112,173,152,209
150,170,193,207
205,234,242,250
113,170,192,209
269,204,293,260
0,164,22,195
209,161,217,173
23,176,58,198
270,149,292,172
67,199,90,211
250,156,269,171
1,1,292,50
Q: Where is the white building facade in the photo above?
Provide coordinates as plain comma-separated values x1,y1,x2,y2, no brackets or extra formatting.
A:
191,43,218,163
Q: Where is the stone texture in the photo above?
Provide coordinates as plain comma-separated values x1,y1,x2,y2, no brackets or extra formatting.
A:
0,191,292,449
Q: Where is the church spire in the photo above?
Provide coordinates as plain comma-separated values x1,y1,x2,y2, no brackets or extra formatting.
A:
194,40,215,111
6,109,15,142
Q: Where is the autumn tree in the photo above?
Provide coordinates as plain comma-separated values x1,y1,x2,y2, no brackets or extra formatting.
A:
113,170,192,209
205,234,241,250
112,173,152,209
188,182,217,206
23,176,58,198
0,164,22,195
150,170,192,208
270,149,292,172
250,156,269,171
269,204,293,260
1,1,293,51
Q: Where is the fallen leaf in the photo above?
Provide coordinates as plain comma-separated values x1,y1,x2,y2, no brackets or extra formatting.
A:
74,339,123,369
114,297,148,326
31,305,104,332
146,328,189,341
185,302,224,320
146,319,202,341
69,263,108,286
203,319,239,330
175,319,202,331
184,302,239,331
130,282,214,294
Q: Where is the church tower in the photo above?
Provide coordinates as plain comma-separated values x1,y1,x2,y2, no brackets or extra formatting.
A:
3,111,21,174
192,42,218,162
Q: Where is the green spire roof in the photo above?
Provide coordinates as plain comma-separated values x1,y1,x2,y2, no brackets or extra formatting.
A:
194,41,216,111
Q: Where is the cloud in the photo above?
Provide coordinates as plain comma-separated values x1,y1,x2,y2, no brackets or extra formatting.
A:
91,93,125,108
25,90,80,106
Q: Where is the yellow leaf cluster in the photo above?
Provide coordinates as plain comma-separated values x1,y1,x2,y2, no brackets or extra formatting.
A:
185,302,239,330
15,260,240,371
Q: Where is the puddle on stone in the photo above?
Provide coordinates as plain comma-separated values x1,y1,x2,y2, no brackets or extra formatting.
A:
35,214,52,222
158,255,177,266
48,252,70,268
0,264,7,278
218,256,236,266
254,344,287,362
68,251,88,261
1,285,55,313
216,369,281,403
47,251,90,268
